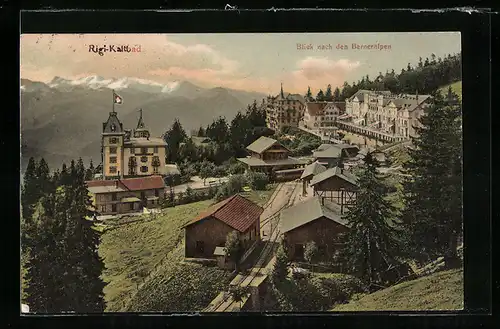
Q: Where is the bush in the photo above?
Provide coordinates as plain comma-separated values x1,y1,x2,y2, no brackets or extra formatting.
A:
246,171,269,190
229,162,246,175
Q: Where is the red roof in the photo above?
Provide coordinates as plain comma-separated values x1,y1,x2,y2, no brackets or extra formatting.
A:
85,175,164,191
183,194,263,232
306,102,328,116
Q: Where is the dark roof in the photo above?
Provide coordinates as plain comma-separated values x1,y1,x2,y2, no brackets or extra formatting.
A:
246,136,288,154
313,143,359,159
280,196,349,233
309,166,359,187
86,175,165,192
237,156,305,167
334,101,346,112
102,111,124,134
305,102,328,116
300,162,327,180
136,108,146,130
183,194,263,232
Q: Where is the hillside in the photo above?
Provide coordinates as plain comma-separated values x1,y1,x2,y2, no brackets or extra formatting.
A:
439,80,462,99
331,268,463,311
20,78,266,171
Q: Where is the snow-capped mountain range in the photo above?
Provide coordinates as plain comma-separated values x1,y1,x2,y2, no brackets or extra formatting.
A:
36,75,181,94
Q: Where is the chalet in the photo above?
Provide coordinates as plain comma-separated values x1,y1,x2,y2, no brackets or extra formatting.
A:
299,161,327,196
280,196,349,261
86,175,165,215
236,136,306,181
182,194,263,259
309,166,359,211
312,143,360,167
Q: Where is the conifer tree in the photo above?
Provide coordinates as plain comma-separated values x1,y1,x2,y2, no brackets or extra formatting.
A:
401,90,462,268
271,243,289,284
316,89,325,101
325,84,333,101
333,87,341,101
339,154,401,289
21,157,38,220
85,159,95,181
305,86,313,101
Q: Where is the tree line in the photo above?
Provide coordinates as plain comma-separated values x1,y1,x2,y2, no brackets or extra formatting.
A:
306,52,461,102
21,157,106,313
162,100,272,182
272,87,462,291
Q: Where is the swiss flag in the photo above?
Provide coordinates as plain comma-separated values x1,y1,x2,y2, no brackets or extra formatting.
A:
113,91,123,104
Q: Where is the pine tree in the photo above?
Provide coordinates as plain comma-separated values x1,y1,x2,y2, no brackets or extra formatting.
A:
85,159,95,181
59,163,71,186
305,86,313,101
339,153,401,289
333,87,341,101
197,126,205,137
164,119,187,163
418,57,423,68
25,192,68,312
401,90,462,268
316,89,325,101
271,243,289,284
325,84,333,101
21,157,38,220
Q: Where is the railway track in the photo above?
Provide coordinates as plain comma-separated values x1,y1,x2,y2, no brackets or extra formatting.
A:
204,181,300,312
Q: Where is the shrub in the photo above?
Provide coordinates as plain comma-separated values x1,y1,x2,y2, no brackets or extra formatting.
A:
229,162,246,175
246,171,269,190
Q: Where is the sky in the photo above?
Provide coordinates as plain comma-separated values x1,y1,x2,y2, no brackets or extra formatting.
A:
20,32,461,94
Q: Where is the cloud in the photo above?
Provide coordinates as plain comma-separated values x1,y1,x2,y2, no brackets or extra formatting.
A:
20,34,240,84
290,57,361,92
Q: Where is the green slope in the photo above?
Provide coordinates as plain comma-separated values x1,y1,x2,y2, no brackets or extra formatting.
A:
331,268,463,311
439,80,462,100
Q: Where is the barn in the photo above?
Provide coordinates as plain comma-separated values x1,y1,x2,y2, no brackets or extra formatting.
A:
182,194,263,259
280,196,350,261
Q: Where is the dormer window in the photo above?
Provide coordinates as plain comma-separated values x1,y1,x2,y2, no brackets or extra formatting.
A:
111,124,116,132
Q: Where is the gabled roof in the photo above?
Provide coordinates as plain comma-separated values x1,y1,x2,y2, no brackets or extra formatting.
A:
309,166,359,187
300,161,327,180
182,194,263,232
86,175,165,193
305,102,328,116
246,136,288,154
280,196,349,233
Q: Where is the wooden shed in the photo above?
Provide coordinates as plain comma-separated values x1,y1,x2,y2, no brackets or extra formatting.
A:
182,194,263,259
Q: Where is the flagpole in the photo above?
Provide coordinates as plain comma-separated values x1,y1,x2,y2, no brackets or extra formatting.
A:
112,89,115,113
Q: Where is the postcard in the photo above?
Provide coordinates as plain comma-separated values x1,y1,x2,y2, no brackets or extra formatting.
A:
20,32,462,313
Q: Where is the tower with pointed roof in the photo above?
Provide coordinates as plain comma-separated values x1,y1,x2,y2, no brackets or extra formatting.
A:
134,108,150,139
102,111,125,180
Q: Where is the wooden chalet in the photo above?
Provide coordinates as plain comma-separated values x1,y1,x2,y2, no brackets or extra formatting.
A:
280,196,349,261
312,143,360,168
182,194,263,259
309,166,359,213
86,175,165,216
299,161,327,196
236,136,306,181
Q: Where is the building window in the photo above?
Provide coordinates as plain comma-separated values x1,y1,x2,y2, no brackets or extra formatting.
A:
109,137,118,144
141,147,148,154
130,147,135,154
155,189,159,197
109,156,117,164
129,203,134,211
111,193,117,201
153,166,159,174
101,205,106,213
141,166,148,173
109,147,117,154
109,166,117,174
141,156,148,163
154,146,158,153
